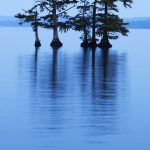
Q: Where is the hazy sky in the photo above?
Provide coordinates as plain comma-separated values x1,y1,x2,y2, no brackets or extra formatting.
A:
0,0,149,18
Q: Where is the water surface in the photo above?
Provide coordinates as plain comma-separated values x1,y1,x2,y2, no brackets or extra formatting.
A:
0,28,150,150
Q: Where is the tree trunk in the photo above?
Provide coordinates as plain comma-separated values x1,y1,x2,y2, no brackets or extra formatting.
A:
89,0,97,47
50,1,62,47
81,27,89,47
34,11,41,47
34,26,41,47
81,6,89,48
99,30,112,48
98,2,112,48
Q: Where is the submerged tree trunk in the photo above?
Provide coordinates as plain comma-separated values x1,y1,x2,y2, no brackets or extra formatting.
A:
50,1,62,47
81,4,89,48
98,2,112,48
81,27,89,47
34,12,41,47
99,30,112,48
34,26,41,47
89,0,97,47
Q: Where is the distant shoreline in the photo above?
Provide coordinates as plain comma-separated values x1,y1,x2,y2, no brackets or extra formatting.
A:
1,16,150,29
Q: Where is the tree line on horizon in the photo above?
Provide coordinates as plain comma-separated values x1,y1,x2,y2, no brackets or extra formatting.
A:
15,0,133,48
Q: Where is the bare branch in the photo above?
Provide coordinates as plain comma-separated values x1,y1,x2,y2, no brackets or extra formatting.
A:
57,4,76,17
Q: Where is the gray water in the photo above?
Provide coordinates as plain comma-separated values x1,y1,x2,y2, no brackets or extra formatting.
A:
0,28,150,150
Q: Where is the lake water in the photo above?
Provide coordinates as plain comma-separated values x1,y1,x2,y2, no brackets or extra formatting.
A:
0,28,150,150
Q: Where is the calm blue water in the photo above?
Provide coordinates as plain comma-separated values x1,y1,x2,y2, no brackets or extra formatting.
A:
0,28,150,150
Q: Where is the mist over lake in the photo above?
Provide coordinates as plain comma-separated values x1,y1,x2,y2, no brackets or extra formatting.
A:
0,27,150,150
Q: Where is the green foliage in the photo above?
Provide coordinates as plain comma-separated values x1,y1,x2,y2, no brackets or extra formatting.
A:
15,7,42,32
121,0,133,8
15,0,133,46
96,0,132,40
35,0,77,32
97,14,129,39
69,0,92,42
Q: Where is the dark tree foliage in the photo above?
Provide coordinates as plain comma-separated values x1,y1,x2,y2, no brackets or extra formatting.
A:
97,0,133,48
15,8,42,47
15,0,133,48
35,0,77,47
69,0,92,47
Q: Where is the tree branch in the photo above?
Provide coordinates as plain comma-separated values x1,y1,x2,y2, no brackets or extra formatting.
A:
57,4,76,17
35,0,51,12
44,5,51,12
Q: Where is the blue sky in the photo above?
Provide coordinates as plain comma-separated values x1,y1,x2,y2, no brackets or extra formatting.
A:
0,0,149,18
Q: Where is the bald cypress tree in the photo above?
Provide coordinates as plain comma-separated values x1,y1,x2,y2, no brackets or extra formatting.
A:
97,0,133,48
15,8,42,47
69,0,92,47
35,0,77,47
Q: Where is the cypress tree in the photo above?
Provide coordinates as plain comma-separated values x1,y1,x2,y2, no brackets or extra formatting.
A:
35,0,77,48
96,0,132,48
15,8,42,47
69,0,92,47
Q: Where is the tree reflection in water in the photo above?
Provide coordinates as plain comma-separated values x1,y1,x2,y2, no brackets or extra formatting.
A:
18,47,128,148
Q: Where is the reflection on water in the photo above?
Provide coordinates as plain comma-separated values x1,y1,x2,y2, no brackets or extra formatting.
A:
1,28,150,150
18,47,128,149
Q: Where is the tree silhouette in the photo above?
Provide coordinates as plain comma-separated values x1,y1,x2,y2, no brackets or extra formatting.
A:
97,0,133,48
69,0,92,47
15,8,42,47
15,0,133,48
35,0,77,47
